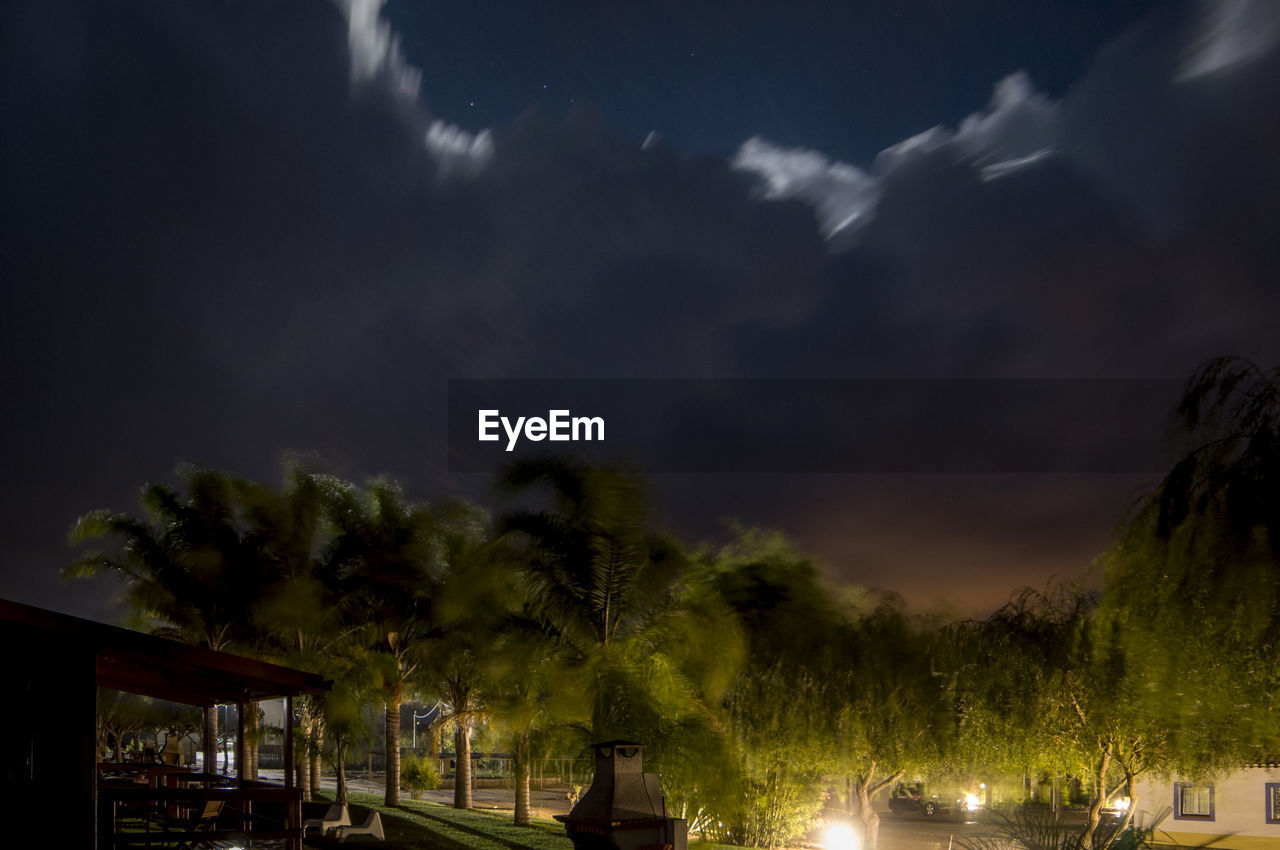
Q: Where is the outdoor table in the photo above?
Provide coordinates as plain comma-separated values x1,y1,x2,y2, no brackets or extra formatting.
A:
99,781,304,849
97,762,198,789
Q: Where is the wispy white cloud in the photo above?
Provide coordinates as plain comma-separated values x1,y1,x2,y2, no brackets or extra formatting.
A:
872,126,951,174
734,72,1060,243
1177,0,1280,81
951,71,1059,163
731,138,881,238
425,120,494,176
331,0,496,177
876,72,1059,172
331,0,421,98
979,148,1057,182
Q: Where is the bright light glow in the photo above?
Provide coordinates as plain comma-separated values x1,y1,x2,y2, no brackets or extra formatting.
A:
823,823,860,850
965,793,981,811
1114,797,1131,811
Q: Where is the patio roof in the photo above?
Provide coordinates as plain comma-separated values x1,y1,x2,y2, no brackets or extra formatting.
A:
0,598,330,705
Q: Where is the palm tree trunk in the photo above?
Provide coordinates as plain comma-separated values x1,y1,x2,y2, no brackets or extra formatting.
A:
386,682,403,806
514,728,531,826
310,748,322,799
336,740,349,807
296,739,311,802
243,702,258,780
454,717,473,809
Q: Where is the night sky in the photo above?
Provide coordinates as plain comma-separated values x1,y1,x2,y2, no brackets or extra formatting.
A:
2,0,1278,621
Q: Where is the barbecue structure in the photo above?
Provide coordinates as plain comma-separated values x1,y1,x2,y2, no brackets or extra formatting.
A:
556,742,688,850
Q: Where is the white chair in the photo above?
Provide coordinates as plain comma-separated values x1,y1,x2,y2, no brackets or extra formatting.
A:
334,809,385,842
303,803,350,836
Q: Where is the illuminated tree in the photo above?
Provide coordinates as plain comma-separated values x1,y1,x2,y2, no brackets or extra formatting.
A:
958,586,1139,849
830,598,953,850
320,476,442,807
699,529,838,850
498,459,689,737
1096,356,1280,805
500,459,743,831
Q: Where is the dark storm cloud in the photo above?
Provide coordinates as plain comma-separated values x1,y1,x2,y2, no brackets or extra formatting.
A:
1,0,1276,617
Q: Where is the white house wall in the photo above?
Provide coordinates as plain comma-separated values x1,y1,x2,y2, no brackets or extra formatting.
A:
1134,767,1280,850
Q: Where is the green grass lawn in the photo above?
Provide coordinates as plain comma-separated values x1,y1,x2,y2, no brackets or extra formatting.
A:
304,793,743,850
304,792,574,850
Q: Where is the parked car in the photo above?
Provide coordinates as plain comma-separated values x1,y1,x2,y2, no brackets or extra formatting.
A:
888,783,945,817
887,783,985,819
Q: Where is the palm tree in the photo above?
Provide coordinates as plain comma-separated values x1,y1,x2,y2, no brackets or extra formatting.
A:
485,610,567,825
68,465,269,770
236,464,336,790
424,500,502,811
321,476,442,807
69,466,263,650
498,459,687,738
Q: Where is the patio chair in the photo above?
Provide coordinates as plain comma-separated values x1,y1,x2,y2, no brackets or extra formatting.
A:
164,798,224,850
304,803,351,836
334,809,385,842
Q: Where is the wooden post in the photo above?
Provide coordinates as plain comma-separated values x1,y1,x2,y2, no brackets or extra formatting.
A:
283,696,294,789
202,705,217,775
236,701,248,782
288,794,302,850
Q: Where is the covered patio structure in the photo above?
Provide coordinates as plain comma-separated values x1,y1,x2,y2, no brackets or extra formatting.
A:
0,598,330,848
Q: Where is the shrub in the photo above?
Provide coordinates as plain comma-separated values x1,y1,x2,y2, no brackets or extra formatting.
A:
703,772,824,850
402,754,441,799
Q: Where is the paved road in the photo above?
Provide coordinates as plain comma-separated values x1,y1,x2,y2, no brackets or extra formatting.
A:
852,809,1092,850
874,814,988,850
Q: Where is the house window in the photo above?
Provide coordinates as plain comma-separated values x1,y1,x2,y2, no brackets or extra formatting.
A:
1174,783,1214,821
1266,783,1280,825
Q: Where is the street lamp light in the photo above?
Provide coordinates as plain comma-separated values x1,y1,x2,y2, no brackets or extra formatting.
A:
411,703,440,751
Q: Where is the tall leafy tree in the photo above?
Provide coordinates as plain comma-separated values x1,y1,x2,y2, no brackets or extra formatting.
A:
960,587,1129,849
1096,357,1280,806
322,476,442,806
68,466,264,650
235,462,333,784
499,458,688,737
424,499,501,810
501,458,742,832
486,613,562,825
706,529,952,850
831,598,954,850
698,529,837,850
68,465,268,768
1112,357,1279,721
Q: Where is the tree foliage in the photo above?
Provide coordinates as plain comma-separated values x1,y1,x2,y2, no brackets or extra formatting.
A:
62,365,1280,850
1100,356,1280,770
